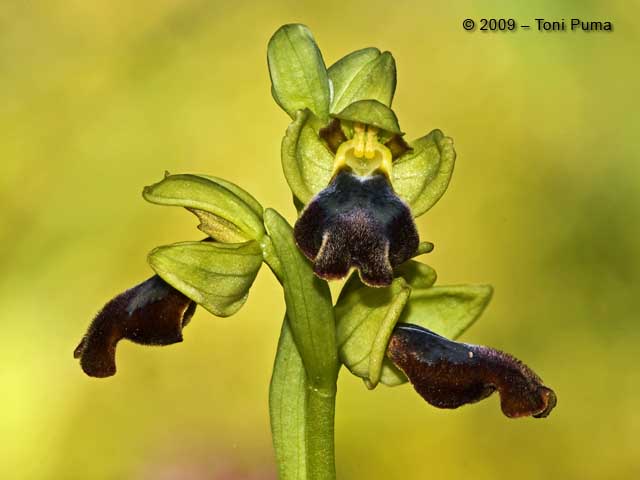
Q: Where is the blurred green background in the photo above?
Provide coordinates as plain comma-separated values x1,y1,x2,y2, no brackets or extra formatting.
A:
2,1,639,479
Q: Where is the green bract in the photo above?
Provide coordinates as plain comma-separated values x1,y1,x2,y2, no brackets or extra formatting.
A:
268,24,457,215
263,209,338,390
335,276,411,389
269,320,308,479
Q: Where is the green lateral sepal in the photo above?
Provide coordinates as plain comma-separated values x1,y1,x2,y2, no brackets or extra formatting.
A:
148,240,263,317
392,129,456,217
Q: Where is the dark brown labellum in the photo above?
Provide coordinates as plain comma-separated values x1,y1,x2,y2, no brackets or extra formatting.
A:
74,275,196,378
294,170,419,287
387,324,556,418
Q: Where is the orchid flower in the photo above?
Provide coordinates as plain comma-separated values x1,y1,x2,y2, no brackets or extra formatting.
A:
75,24,556,480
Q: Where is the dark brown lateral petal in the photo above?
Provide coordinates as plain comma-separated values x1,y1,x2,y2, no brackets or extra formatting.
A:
294,170,419,287
387,324,556,418
74,275,196,378
319,118,348,154
385,134,412,160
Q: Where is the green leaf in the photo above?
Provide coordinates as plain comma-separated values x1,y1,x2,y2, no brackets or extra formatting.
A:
147,241,263,317
143,174,265,242
335,275,411,388
268,24,330,121
270,318,308,480
392,129,456,217
281,109,334,204
381,284,494,386
329,49,396,113
263,209,338,390
332,99,402,135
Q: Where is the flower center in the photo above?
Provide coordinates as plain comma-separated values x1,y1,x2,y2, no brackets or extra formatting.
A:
331,122,393,179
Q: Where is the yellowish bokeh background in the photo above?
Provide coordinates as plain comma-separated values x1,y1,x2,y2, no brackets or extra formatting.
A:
2,1,639,479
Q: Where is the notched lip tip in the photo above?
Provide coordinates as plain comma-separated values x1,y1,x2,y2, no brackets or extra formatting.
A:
313,267,393,288
532,387,557,419
503,386,557,419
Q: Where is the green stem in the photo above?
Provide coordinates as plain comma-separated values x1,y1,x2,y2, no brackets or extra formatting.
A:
305,384,336,479
270,318,337,480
